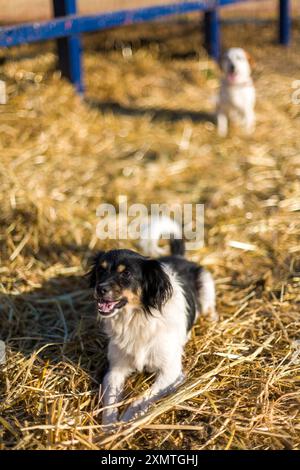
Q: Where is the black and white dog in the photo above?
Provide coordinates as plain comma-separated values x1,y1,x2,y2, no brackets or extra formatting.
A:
88,217,217,427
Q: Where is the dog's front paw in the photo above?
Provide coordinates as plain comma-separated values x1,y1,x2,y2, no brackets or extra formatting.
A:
121,399,147,422
217,113,228,138
102,409,119,433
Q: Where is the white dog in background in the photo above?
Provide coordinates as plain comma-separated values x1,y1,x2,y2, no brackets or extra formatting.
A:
217,48,256,137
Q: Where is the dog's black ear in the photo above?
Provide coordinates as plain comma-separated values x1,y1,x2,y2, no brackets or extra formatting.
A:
141,260,173,314
86,251,105,288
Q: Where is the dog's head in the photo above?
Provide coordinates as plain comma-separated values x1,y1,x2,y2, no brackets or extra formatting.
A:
87,249,173,319
221,48,253,84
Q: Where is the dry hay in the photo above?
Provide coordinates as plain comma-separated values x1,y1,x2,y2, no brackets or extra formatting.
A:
0,19,300,450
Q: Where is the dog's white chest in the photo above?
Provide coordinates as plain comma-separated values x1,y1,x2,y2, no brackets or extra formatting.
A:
221,84,255,113
132,344,156,373
106,312,163,372
124,331,156,372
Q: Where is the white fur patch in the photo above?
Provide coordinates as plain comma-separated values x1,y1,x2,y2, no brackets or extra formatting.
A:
139,216,182,257
198,269,218,321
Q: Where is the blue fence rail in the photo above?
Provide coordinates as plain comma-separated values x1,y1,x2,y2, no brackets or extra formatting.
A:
0,0,291,94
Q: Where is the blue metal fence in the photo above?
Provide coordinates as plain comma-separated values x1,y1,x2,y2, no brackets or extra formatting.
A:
0,0,291,94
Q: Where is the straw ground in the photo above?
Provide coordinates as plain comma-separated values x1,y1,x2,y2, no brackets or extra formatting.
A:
0,19,299,449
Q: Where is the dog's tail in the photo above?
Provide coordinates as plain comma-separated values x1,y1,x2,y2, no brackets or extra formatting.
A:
139,215,185,257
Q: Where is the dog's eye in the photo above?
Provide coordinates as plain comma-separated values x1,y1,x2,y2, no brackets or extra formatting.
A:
121,269,131,278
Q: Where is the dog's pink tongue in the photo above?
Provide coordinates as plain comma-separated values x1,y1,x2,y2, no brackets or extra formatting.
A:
98,301,117,313
227,73,237,84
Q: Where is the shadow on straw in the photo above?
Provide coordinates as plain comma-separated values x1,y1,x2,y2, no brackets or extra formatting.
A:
86,98,216,124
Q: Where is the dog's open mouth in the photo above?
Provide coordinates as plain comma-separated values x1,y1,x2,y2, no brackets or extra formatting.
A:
227,72,237,83
97,298,127,316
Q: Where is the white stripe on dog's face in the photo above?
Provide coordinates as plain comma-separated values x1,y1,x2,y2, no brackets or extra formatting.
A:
222,48,251,84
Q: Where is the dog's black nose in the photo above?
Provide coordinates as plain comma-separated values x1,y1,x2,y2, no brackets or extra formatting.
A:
97,284,110,296
229,63,235,73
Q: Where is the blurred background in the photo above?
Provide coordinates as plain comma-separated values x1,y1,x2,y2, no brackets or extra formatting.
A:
1,0,300,22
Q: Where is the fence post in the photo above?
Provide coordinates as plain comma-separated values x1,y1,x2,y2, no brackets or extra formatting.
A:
204,9,220,60
52,0,84,93
279,0,291,45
